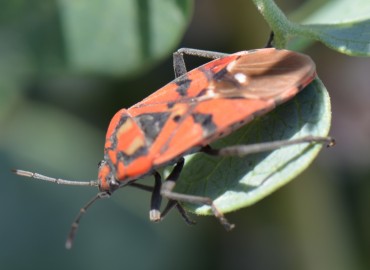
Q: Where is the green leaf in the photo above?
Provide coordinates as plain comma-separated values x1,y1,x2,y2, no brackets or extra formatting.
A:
252,0,370,56
58,0,193,76
174,78,331,215
301,0,370,24
296,0,370,56
300,20,370,56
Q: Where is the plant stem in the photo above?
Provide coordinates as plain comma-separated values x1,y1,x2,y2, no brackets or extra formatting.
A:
251,0,300,47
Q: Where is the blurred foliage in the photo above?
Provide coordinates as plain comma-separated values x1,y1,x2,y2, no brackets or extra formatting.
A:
1,1,370,270
59,0,193,75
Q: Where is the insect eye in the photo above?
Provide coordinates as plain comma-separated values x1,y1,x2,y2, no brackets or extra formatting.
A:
109,177,120,191
97,160,106,168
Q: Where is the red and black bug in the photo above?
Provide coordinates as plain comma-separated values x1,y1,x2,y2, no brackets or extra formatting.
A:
13,45,333,249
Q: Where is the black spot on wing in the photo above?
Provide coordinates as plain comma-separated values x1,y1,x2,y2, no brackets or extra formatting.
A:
192,112,217,137
196,88,208,97
167,101,175,109
212,66,228,81
212,66,242,89
175,77,192,96
117,146,148,166
173,115,181,122
135,112,171,146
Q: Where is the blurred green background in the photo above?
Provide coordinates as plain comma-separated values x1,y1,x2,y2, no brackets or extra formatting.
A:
1,1,370,270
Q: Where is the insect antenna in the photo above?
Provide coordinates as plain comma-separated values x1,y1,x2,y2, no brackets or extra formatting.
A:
12,169,99,187
65,192,110,249
12,169,106,249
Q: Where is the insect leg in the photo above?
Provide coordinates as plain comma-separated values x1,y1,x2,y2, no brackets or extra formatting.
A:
265,31,275,48
201,136,335,157
149,172,162,221
128,176,194,224
176,48,229,59
173,48,229,78
159,162,196,225
161,157,235,231
158,199,196,225
129,182,155,192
